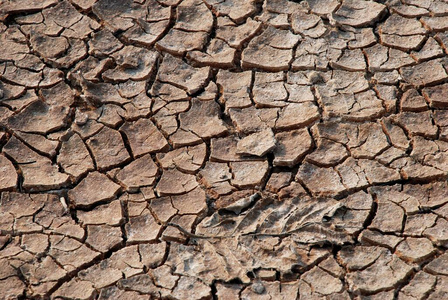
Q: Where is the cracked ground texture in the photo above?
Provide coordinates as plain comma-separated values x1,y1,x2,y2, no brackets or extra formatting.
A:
2,0,448,299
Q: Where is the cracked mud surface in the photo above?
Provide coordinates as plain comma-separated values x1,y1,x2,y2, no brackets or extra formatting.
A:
1,0,448,299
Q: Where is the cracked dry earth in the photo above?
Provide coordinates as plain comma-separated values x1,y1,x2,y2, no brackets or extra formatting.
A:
3,1,448,300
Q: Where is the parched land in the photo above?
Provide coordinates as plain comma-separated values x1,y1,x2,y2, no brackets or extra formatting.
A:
1,0,448,299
